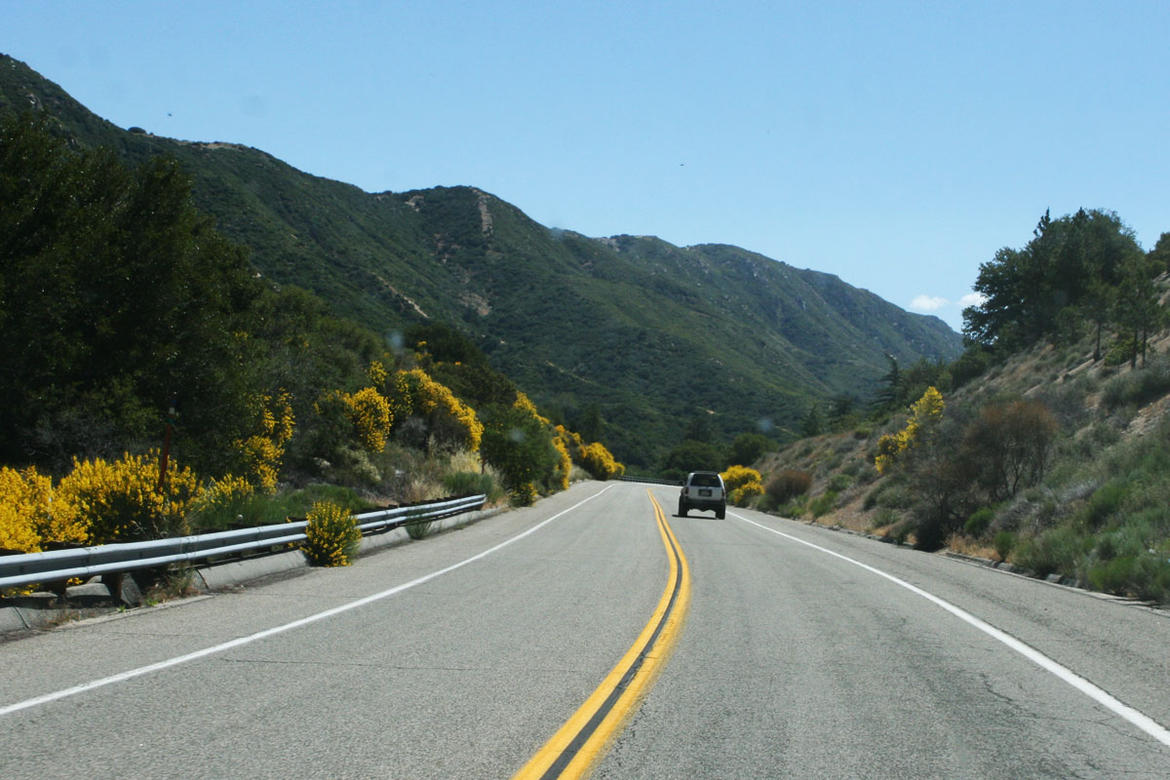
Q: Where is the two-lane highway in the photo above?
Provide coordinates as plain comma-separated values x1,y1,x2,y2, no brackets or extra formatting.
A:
1,483,666,778
596,486,1170,778
3,481,1169,777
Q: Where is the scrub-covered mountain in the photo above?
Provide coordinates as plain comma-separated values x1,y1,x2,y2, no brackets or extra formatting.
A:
0,53,961,468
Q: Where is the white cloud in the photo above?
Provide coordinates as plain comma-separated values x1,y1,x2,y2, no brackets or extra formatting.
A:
909,295,948,312
959,292,987,308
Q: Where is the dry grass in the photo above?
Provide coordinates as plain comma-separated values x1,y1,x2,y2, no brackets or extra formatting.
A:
944,534,1000,561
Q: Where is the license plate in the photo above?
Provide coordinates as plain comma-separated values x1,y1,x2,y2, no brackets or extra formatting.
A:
699,488,711,497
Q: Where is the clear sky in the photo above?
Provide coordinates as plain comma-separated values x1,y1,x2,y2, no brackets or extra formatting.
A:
4,1,1168,331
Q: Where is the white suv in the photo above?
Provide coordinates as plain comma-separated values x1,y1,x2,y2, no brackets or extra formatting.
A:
678,471,726,518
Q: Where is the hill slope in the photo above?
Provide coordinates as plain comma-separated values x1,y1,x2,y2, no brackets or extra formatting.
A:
0,53,961,467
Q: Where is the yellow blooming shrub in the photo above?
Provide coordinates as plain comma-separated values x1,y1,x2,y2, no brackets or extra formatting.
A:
721,465,764,506
57,451,200,544
301,501,361,567
510,481,539,507
875,386,945,474
345,387,393,453
234,391,296,492
0,467,48,552
0,466,87,552
728,482,765,507
556,425,585,456
721,465,763,491
578,441,625,481
317,387,392,454
551,435,572,491
367,359,389,388
390,369,483,453
513,391,549,425
190,474,255,515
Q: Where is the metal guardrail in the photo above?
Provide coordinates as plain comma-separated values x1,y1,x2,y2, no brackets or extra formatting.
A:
616,475,681,486
0,494,487,591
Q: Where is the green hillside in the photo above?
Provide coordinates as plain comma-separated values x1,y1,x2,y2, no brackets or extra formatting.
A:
0,53,962,469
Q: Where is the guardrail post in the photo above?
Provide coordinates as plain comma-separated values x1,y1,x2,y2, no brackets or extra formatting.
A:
103,572,125,604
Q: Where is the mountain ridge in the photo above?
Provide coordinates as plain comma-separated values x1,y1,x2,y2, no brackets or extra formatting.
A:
0,53,961,467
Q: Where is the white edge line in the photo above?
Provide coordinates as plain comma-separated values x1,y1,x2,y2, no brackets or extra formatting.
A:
731,511,1170,748
0,485,615,718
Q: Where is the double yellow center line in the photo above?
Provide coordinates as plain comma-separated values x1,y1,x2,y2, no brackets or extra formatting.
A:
514,490,692,779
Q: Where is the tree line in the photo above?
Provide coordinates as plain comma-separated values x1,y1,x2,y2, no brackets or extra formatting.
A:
0,114,623,553
964,208,1170,366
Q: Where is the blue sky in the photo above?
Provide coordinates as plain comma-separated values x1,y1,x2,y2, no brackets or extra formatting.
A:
4,1,1168,331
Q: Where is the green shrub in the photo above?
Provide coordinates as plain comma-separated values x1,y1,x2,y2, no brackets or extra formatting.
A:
874,480,914,510
809,491,838,518
1102,355,1170,409
1103,338,1133,367
285,484,365,518
301,501,361,566
1088,555,1140,595
785,499,808,517
404,511,437,540
965,507,995,537
1087,480,1128,527
885,519,913,545
1013,527,1088,578
993,530,1016,561
1086,553,1170,602
443,470,495,497
190,490,269,533
1132,557,1170,603
509,482,538,507
828,473,853,492
481,398,559,503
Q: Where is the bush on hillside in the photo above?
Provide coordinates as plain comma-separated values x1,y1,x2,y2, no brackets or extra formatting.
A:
480,395,560,505
57,451,199,544
766,470,812,505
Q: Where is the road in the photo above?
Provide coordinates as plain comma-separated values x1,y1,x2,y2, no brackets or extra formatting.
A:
2,481,1168,777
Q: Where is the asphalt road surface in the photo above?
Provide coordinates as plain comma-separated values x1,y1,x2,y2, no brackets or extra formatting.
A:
2,481,1168,778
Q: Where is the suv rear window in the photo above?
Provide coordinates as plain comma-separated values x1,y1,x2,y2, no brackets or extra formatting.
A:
691,473,721,487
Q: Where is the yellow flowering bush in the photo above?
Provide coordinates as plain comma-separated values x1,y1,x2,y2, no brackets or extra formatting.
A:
57,451,200,544
317,387,393,454
190,474,255,514
551,434,572,491
301,501,361,566
729,482,764,506
0,467,48,552
556,425,585,455
721,465,762,491
234,391,296,491
367,359,389,388
509,481,539,507
551,423,624,483
875,386,945,474
721,465,764,506
578,441,625,481
0,466,88,552
346,387,393,453
390,369,483,452
513,392,550,425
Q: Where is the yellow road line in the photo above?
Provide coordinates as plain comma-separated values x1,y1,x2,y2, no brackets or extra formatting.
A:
513,491,691,780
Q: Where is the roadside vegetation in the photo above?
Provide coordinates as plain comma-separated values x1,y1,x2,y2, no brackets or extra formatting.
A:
743,209,1170,604
5,106,1170,607
0,115,622,564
